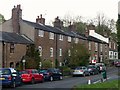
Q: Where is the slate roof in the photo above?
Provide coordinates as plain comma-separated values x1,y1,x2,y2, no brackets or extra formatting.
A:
71,31,87,40
22,19,105,43
0,31,33,44
45,25,65,35
23,20,64,34
87,36,107,44
23,20,87,38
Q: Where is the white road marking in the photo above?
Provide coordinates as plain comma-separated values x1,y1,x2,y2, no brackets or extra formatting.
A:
93,77,111,84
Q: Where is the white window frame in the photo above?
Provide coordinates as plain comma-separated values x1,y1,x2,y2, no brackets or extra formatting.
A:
68,49,71,56
114,52,118,59
114,43,116,49
100,55,103,62
68,36,71,42
38,30,44,37
88,42,91,50
100,44,102,52
49,32,54,40
59,48,62,56
59,35,63,41
95,43,98,51
50,47,53,57
105,44,107,49
10,43,15,53
109,42,111,48
75,38,79,43
109,51,113,59
38,46,42,56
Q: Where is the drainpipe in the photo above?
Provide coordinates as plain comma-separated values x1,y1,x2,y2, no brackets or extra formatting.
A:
55,34,58,68
98,43,100,62
2,41,5,68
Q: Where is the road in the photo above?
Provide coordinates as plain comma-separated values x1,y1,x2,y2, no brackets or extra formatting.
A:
2,67,119,90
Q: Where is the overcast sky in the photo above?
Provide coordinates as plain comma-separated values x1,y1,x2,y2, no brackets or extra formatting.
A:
0,0,119,25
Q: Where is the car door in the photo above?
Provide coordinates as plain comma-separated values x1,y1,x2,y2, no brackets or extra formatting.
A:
11,69,21,85
55,69,61,78
35,70,41,81
32,70,37,81
82,67,87,74
51,69,57,78
16,71,22,84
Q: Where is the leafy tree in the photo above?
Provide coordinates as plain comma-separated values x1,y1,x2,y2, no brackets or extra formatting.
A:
25,45,41,69
62,15,86,33
0,14,5,24
96,24,111,37
65,44,90,68
74,22,86,33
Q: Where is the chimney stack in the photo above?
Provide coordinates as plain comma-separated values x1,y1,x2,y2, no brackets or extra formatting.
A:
87,24,95,30
85,24,96,37
12,4,22,33
68,22,76,31
53,16,63,29
36,14,45,25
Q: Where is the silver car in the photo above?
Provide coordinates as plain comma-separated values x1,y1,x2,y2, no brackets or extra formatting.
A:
72,66,90,77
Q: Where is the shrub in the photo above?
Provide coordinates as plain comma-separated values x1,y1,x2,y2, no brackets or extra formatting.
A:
58,66,71,76
42,60,52,69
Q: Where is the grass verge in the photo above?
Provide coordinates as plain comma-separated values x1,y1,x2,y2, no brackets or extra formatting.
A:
72,80,120,90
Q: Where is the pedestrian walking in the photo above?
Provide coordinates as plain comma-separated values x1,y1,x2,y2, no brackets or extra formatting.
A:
101,70,107,82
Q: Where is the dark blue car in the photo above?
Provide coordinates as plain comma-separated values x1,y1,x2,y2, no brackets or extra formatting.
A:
38,68,63,81
0,68,22,88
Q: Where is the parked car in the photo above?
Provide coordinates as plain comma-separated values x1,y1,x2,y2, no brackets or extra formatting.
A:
95,63,106,72
20,69,44,84
72,66,90,77
114,60,120,67
38,68,63,81
87,65,99,75
0,68,22,88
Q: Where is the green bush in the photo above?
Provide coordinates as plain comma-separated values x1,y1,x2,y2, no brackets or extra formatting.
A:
58,66,71,76
42,60,52,69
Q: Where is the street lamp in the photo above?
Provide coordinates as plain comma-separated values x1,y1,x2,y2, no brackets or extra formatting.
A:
22,59,26,70
39,62,42,69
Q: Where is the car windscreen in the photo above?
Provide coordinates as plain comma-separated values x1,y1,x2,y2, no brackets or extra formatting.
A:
39,70,47,73
75,67,83,70
87,66,95,68
0,69,11,75
20,71,29,74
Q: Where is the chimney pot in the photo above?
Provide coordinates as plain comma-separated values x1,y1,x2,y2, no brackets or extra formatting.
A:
37,16,39,19
36,14,45,25
40,14,42,18
70,21,71,25
56,16,59,19
17,4,21,9
14,5,16,8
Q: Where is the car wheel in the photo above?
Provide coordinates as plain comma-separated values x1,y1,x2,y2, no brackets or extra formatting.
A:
88,72,91,76
20,79,23,86
59,76,63,80
11,81,16,88
72,75,75,77
92,72,95,75
83,73,86,77
50,76,53,81
41,78,44,83
31,78,35,84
